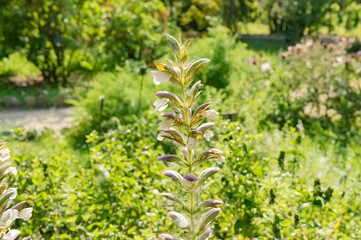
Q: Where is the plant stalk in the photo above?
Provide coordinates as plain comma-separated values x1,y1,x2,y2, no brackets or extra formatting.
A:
182,84,195,240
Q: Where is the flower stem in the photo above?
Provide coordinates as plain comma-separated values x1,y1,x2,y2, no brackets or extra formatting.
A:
182,84,195,240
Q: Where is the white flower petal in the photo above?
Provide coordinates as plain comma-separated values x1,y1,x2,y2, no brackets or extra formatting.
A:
217,155,225,162
187,137,199,150
95,164,110,179
204,130,214,141
159,119,175,130
201,109,218,120
261,62,272,72
152,71,172,85
3,229,20,240
0,148,10,161
157,133,164,141
18,208,33,221
0,209,19,228
153,98,169,111
4,167,17,176
336,57,343,64
8,209,18,227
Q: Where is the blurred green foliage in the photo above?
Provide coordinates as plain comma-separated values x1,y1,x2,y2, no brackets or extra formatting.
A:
67,63,157,144
0,0,166,85
5,117,361,238
0,0,360,87
0,0,361,239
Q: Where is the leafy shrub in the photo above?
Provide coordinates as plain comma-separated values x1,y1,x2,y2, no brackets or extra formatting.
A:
263,39,361,139
6,121,170,239
209,121,361,239
101,0,167,68
68,63,157,144
0,52,41,79
0,0,167,84
190,26,234,90
204,41,231,89
259,0,360,40
3,114,361,239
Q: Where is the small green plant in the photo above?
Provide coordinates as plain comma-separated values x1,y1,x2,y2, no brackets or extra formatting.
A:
152,35,224,239
0,142,32,240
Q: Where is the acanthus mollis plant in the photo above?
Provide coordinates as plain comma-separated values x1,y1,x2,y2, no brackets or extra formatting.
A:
0,142,32,240
152,35,225,240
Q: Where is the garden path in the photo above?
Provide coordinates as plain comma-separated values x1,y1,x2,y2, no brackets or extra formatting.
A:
0,108,73,131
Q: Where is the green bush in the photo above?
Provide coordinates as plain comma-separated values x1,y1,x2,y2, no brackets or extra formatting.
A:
262,39,361,140
6,117,361,239
68,63,157,145
0,0,167,84
7,121,170,239
190,26,234,90
204,40,231,89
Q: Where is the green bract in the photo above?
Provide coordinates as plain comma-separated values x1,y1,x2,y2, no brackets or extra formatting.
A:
153,35,224,240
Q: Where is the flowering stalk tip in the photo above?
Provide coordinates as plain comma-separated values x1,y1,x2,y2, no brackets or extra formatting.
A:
152,35,224,240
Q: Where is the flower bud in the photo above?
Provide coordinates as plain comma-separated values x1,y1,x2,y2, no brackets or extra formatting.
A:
158,155,187,167
155,91,183,107
193,102,212,118
160,128,186,145
196,208,221,233
184,58,210,85
195,167,220,189
182,174,198,190
166,34,181,55
193,149,224,167
160,112,182,120
163,170,183,187
11,201,26,211
196,227,212,240
196,122,214,132
168,212,190,230
195,199,223,211
161,193,188,208
190,81,203,98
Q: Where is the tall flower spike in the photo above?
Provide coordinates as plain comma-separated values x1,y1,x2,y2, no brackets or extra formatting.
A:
154,35,224,240
0,143,32,240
